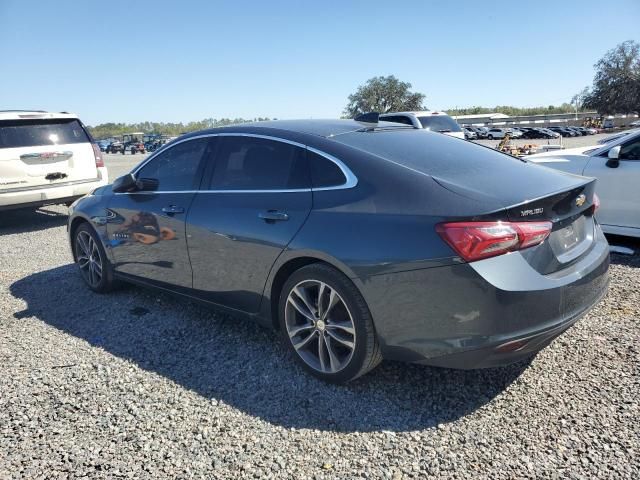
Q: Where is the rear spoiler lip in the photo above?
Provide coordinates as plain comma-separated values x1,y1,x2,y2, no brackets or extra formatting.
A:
431,174,596,226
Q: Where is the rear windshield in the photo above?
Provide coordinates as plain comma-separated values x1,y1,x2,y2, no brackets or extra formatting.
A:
0,118,90,148
418,116,462,133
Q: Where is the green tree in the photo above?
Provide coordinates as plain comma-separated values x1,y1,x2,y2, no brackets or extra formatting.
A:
584,40,640,114
343,76,426,118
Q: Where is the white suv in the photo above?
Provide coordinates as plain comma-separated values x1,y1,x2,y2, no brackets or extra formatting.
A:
379,111,465,139
0,111,108,211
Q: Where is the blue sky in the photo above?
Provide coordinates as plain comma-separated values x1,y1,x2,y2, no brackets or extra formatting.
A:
1,0,638,125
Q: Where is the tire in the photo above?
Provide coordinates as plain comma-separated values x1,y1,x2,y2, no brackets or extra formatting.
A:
488,134,494,140
73,223,117,293
131,148,137,155
278,263,382,383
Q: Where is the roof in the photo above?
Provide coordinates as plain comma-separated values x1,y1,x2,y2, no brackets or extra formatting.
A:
0,110,79,121
200,119,409,139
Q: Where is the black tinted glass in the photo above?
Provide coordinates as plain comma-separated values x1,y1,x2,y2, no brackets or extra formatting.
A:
210,136,309,190
308,151,346,188
418,116,462,132
136,138,208,191
382,116,413,126
0,119,90,148
620,138,640,160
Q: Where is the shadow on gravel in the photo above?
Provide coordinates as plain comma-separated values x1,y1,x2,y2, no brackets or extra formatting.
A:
11,264,530,433
606,234,640,267
0,207,68,235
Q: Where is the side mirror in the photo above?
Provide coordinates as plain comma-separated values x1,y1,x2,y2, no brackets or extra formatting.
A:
606,146,621,168
112,173,142,193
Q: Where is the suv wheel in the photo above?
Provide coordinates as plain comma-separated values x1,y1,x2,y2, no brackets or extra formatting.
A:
73,223,117,293
279,264,382,383
488,134,494,140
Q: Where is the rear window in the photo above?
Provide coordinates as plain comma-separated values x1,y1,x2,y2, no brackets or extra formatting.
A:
209,136,309,190
418,116,462,133
0,119,90,149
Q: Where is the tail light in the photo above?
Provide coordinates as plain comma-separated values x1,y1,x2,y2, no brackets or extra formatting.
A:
436,221,552,262
592,193,600,213
92,143,104,168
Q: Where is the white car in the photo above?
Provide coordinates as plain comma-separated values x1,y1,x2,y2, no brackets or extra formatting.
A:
528,129,640,238
0,111,108,211
379,111,465,139
485,128,523,140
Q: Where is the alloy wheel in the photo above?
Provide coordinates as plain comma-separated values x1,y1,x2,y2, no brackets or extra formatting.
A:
76,231,103,288
285,280,356,374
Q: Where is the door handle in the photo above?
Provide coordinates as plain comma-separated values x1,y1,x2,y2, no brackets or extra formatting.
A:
162,205,185,215
258,210,289,222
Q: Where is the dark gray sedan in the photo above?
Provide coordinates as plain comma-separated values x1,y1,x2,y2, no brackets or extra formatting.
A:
68,119,610,383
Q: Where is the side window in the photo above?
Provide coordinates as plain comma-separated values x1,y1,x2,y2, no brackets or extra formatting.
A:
308,151,347,188
209,136,309,190
136,138,209,191
619,139,640,160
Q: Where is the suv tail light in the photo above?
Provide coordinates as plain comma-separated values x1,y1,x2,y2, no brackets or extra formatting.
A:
436,221,552,262
592,193,600,213
92,143,104,168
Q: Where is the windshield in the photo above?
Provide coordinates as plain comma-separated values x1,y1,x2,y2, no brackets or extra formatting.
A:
418,116,462,133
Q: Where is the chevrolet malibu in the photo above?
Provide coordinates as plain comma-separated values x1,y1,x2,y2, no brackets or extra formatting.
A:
68,118,610,383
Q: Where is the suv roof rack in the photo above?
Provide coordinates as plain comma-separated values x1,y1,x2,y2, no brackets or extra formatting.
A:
0,109,47,113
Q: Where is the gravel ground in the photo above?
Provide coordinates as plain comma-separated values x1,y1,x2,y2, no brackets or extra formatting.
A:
1,154,639,478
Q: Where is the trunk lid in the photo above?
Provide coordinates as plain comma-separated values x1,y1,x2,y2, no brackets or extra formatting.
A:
0,118,97,192
332,130,599,273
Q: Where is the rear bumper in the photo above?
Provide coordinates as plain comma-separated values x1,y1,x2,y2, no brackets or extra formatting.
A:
360,227,610,368
0,168,108,211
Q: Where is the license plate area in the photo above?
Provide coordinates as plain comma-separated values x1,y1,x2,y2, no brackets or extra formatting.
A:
548,215,594,264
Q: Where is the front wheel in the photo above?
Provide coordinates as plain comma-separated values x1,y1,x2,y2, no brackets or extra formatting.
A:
488,134,494,140
279,264,382,383
73,223,117,293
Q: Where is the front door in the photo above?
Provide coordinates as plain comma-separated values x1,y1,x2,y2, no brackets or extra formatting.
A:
106,137,211,287
584,136,640,233
187,135,312,313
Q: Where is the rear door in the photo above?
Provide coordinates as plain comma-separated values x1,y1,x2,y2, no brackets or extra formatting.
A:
583,136,640,232
0,118,97,190
186,134,312,313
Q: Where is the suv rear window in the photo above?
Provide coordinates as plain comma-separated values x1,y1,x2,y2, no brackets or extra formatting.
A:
418,116,462,133
0,119,90,148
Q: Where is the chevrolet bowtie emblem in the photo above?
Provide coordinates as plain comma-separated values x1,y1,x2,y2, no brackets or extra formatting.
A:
575,194,586,207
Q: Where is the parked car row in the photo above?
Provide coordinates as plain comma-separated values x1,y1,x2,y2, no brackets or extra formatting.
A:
547,126,597,137
462,125,599,141
97,133,147,155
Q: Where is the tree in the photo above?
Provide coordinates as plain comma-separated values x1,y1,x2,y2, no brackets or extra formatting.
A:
343,76,426,118
583,40,640,115
571,86,590,112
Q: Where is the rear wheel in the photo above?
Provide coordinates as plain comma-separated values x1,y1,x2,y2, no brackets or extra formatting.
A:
488,134,494,140
73,223,116,293
279,264,382,383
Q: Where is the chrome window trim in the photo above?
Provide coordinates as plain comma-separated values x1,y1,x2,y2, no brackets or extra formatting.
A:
127,132,357,193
